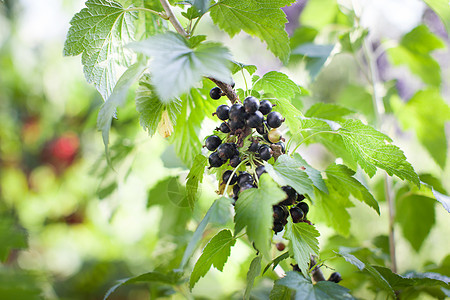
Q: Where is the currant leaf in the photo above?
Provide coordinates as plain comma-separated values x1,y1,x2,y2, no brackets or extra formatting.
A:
244,255,262,300
184,154,208,210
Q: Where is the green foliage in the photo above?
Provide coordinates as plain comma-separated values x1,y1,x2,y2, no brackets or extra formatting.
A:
274,271,355,299
129,32,232,101
64,0,137,100
209,0,295,63
184,154,208,209
423,0,450,34
234,174,285,257
189,229,236,289
283,221,320,274
244,255,262,300
0,215,27,262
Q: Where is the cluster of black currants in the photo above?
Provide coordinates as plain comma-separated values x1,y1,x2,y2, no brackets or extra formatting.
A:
272,185,310,233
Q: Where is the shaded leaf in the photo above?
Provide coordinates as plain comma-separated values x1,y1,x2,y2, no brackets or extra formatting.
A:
184,154,208,209
244,255,262,300
423,0,450,34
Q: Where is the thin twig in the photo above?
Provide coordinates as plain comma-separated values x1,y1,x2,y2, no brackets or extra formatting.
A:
208,77,240,104
159,0,188,37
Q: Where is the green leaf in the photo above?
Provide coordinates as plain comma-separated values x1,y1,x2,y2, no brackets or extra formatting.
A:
0,269,42,300
0,216,27,262
129,32,232,101
265,154,314,196
293,154,328,194
253,71,301,100
300,0,349,30
209,196,233,225
387,25,445,87
97,62,147,156
290,43,334,79
275,271,355,299
231,61,257,75
263,252,290,275
392,89,450,169
184,154,208,209
339,28,368,53
313,187,353,236
244,255,262,300
189,229,236,289
336,84,374,123
269,283,292,300
64,0,137,100
396,193,435,252
403,271,450,287
184,0,210,15
337,119,419,186
209,0,295,63
305,103,354,121
338,249,395,298
234,174,286,257
423,0,450,34
290,26,318,49
283,221,320,273
135,73,182,136
104,270,183,300
432,189,450,213
325,164,379,214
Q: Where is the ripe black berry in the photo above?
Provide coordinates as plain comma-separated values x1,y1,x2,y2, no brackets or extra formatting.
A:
256,121,270,135
210,87,222,100
266,111,284,128
258,144,272,161
229,155,241,168
244,96,260,113
328,272,342,283
209,152,224,168
290,207,304,223
275,141,286,153
222,170,238,185
259,100,273,115
217,143,236,160
215,105,230,120
246,111,264,128
240,182,254,192
273,222,284,233
218,122,231,133
273,205,287,221
248,141,259,152
255,165,266,178
229,103,245,121
229,119,245,130
237,172,253,186
297,194,305,202
297,202,309,216
280,186,297,206
205,135,222,151
233,184,240,197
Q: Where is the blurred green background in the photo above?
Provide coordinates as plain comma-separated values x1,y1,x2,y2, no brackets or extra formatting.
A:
0,0,449,299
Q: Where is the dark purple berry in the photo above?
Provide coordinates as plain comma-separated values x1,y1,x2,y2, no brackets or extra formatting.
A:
246,111,264,128
273,205,287,222
275,141,286,153
217,143,235,160
209,152,224,168
273,222,284,233
229,103,245,121
258,144,272,161
237,172,253,186
244,96,260,113
248,141,259,152
297,194,305,202
229,119,245,130
259,100,273,115
233,184,240,197
267,111,284,128
328,272,342,283
280,186,297,206
240,182,254,192
218,122,231,133
255,165,266,178
297,202,309,216
229,155,241,168
215,105,229,120
256,121,270,135
205,135,222,151
210,87,222,100
290,207,304,223
222,170,238,185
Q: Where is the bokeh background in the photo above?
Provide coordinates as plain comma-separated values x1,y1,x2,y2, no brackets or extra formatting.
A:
0,0,449,299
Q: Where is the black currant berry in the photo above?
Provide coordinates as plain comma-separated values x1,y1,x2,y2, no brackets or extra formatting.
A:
215,105,230,120
229,119,245,130
229,155,241,168
210,87,222,100
240,182,254,192
246,111,264,128
258,144,272,161
280,185,297,206
229,103,246,121
275,141,286,153
218,122,231,133
297,194,305,202
248,141,259,152
217,143,235,160
272,222,284,233
256,121,270,135
290,207,304,223
266,111,284,128
273,205,287,221
209,152,224,168
205,135,222,151
222,170,238,185
243,96,260,114
233,184,240,197
297,202,309,216
255,165,266,178
328,272,342,283
237,172,253,186
259,100,273,115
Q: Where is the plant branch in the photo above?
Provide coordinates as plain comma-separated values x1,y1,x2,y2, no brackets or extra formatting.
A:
159,0,188,37
126,7,168,19
208,77,240,104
